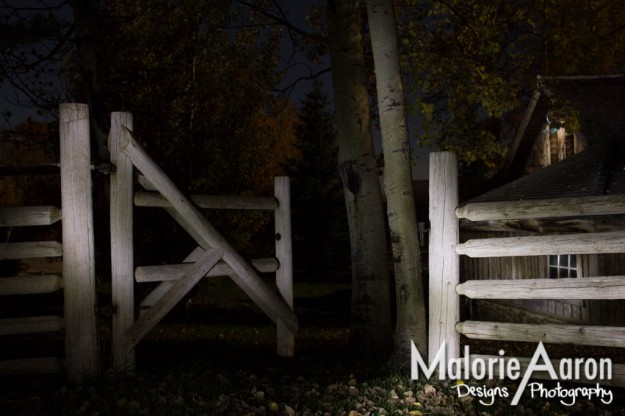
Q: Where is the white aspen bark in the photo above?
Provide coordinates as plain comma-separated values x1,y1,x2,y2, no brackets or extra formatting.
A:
366,0,427,364
328,0,392,355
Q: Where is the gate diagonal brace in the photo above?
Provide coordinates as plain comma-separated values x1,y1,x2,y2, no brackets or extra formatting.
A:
124,248,224,354
138,247,204,312
119,126,298,337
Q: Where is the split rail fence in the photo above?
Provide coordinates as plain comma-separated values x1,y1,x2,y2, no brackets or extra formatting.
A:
109,112,297,373
428,151,625,386
0,104,100,383
0,104,296,381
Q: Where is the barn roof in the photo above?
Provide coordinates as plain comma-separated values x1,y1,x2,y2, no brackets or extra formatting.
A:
471,141,625,202
472,75,625,203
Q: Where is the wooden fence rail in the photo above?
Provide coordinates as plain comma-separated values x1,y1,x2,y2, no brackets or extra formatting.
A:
456,276,625,299
135,258,279,283
0,275,63,296
135,191,278,210
0,241,63,260
0,206,62,226
457,321,625,348
0,316,65,336
428,151,625,386
456,194,625,221
456,231,625,257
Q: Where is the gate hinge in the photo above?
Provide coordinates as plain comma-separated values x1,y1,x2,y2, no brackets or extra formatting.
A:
91,162,116,175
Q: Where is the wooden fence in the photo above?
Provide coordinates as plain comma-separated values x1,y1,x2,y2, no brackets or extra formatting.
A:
1,106,296,380
108,112,297,373
0,103,100,383
428,151,625,386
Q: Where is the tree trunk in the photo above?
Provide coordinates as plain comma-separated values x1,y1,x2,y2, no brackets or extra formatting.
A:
327,0,392,357
67,0,111,161
365,0,427,366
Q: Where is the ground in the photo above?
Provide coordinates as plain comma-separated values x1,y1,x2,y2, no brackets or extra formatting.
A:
0,276,623,415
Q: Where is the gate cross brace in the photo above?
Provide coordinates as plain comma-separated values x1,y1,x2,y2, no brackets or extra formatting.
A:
124,248,223,354
119,126,298,347
138,247,205,312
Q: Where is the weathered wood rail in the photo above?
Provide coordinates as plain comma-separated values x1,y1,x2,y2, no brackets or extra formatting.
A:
109,114,296,373
428,151,625,386
0,206,62,226
456,276,625,299
0,103,99,382
456,194,625,221
456,231,625,257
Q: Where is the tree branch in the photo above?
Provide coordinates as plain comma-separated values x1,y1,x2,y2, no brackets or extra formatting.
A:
275,67,330,94
237,0,323,42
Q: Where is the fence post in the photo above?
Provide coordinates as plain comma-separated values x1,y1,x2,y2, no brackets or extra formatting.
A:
428,152,460,370
274,176,294,356
110,112,136,373
59,103,100,382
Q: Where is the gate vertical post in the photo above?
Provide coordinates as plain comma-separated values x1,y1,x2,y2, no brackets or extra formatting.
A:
109,112,136,373
275,176,294,356
59,103,100,382
428,152,460,370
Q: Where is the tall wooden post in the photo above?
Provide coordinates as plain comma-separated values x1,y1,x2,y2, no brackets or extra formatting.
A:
274,176,294,356
59,103,100,382
109,112,136,373
428,152,460,369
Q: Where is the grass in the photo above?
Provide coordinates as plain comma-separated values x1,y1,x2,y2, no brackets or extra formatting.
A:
0,276,624,415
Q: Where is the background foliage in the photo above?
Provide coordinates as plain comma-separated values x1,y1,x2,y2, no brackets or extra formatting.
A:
396,0,625,177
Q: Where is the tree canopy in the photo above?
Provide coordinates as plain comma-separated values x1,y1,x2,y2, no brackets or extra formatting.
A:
397,0,625,174
1,0,300,257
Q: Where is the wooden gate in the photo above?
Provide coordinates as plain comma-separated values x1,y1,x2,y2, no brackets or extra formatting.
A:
428,151,625,386
108,112,297,373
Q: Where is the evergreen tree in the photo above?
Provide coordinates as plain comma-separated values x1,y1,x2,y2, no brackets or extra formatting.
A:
288,80,348,278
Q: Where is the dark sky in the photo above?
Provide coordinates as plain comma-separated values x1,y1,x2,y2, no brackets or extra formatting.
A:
0,1,329,125
274,0,332,105
1,0,429,179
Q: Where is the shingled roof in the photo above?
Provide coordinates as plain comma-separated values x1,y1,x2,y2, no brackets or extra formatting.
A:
471,141,625,202
472,75,625,203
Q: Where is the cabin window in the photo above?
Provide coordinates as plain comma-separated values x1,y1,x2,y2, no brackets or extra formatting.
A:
548,254,579,278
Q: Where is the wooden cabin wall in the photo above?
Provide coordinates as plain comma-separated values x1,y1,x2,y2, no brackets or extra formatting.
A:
585,254,625,326
460,230,590,324
461,230,546,281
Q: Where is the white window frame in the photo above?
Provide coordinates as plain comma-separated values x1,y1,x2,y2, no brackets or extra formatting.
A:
548,254,580,279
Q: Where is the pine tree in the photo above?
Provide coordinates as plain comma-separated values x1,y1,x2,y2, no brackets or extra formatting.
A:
288,80,348,278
